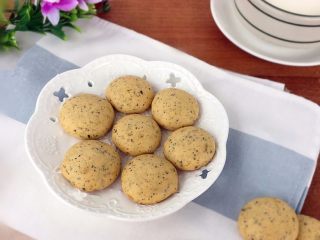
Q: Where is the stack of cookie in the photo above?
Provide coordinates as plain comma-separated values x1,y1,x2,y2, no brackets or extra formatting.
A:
58,75,216,205
238,197,320,240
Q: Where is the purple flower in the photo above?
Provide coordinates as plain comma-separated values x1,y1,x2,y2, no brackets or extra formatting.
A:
77,0,103,11
41,0,78,25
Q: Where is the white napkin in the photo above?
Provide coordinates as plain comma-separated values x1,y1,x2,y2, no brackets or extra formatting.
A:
0,17,319,240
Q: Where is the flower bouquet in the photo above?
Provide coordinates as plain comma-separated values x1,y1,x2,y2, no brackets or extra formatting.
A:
0,0,110,50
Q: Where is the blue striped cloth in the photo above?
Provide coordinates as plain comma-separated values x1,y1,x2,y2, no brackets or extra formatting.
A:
0,17,319,240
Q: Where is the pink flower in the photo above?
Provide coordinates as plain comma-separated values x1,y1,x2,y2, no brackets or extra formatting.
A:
41,0,78,25
77,0,103,11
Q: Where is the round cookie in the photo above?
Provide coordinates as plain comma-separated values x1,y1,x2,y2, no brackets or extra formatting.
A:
121,154,178,204
59,94,114,139
238,197,299,240
106,75,154,113
297,215,320,240
164,126,215,170
112,114,161,156
151,88,199,130
60,140,121,192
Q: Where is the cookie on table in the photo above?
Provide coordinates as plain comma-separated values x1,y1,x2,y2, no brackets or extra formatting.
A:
112,114,161,156
238,197,299,240
59,94,114,139
297,214,320,240
121,154,178,204
164,126,215,170
151,88,199,130
105,75,154,113
61,140,121,192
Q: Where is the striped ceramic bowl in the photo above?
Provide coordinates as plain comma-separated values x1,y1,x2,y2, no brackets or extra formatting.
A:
234,0,320,44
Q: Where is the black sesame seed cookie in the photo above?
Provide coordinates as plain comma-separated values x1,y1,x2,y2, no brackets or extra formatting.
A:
164,126,215,171
238,197,299,240
60,140,121,192
59,94,115,139
112,114,161,156
105,75,154,113
297,215,320,240
151,88,199,130
121,154,179,205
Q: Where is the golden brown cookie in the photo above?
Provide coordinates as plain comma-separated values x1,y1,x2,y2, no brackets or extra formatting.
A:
238,197,299,240
164,126,215,170
151,88,199,130
61,140,121,192
297,214,320,240
106,75,154,113
121,154,179,204
59,94,114,139
112,114,161,156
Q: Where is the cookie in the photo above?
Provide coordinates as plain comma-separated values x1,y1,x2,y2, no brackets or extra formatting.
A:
238,197,299,240
106,75,154,113
59,94,114,139
112,114,161,156
121,154,179,204
61,140,121,192
297,215,320,240
151,88,199,130
164,126,215,170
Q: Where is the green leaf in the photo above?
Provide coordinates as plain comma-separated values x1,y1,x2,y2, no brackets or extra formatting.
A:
49,26,67,40
0,29,18,50
0,15,8,26
64,22,81,32
14,0,21,11
102,1,111,13
12,4,32,30
97,1,111,14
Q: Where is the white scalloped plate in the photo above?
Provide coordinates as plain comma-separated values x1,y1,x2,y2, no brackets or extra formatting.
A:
25,54,229,221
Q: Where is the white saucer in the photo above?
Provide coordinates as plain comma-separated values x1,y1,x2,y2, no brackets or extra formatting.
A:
210,0,320,66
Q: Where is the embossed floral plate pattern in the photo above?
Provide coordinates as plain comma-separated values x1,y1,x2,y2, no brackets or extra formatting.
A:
25,55,229,221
